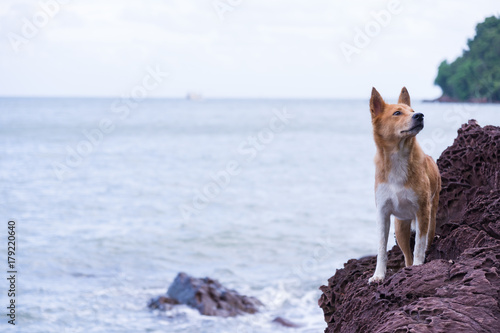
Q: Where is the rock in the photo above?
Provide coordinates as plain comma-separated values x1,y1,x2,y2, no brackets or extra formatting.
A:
147,296,179,311
433,94,460,103
434,119,499,238
149,272,263,317
425,95,498,103
319,120,500,333
272,316,302,328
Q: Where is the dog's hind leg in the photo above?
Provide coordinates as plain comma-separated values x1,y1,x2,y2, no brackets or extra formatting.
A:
427,192,439,250
426,155,441,251
395,218,413,267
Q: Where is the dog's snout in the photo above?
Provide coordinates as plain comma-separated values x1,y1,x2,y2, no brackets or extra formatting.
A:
413,113,424,121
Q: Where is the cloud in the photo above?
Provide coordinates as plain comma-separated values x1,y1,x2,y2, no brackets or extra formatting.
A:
0,0,499,98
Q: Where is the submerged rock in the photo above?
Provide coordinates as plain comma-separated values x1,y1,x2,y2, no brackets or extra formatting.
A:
272,316,303,328
147,296,179,311
149,272,263,317
319,120,500,333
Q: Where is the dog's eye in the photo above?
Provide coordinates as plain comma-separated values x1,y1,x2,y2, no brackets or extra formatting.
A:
393,111,402,116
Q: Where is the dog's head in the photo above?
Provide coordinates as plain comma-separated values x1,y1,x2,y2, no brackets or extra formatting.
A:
370,87,424,144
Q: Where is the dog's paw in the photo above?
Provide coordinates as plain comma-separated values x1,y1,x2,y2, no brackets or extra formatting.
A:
368,274,385,284
413,257,425,265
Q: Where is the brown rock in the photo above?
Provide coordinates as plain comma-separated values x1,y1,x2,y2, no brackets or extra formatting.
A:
319,120,500,333
149,272,263,317
427,95,498,103
434,94,460,103
272,316,302,328
147,296,179,311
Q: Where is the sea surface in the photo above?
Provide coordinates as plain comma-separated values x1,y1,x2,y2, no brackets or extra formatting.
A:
1,98,499,333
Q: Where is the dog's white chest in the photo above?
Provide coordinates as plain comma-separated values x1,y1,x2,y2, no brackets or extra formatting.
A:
375,153,418,220
376,183,418,220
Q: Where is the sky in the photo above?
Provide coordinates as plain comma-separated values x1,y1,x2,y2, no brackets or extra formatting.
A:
0,0,499,99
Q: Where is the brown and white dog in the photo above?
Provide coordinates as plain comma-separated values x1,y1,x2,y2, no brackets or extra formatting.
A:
368,87,441,283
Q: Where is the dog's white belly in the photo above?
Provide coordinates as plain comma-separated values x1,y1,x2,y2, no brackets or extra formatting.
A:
376,183,418,220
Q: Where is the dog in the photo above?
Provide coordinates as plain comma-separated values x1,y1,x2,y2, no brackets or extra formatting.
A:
368,87,441,283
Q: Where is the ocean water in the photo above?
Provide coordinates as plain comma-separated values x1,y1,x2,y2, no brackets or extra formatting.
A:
1,98,499,333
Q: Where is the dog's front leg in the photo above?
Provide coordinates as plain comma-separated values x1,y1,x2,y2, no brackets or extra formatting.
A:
369,211,390,283
414,206,430,265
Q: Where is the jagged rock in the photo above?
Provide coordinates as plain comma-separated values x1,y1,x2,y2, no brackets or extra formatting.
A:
319,120,500,333
149,272,263,317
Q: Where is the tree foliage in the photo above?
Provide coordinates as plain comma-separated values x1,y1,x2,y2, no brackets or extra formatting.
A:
434,16,500,102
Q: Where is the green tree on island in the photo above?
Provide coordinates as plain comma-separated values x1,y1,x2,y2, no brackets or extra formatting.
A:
435,15,500,102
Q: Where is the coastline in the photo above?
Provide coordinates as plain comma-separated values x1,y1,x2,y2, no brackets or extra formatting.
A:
422,95,500,104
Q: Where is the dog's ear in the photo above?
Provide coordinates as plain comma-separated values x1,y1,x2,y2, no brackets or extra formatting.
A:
398,87,411,106
370,87,385,118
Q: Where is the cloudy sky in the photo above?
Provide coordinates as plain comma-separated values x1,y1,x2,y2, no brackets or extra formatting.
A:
0,0,498,99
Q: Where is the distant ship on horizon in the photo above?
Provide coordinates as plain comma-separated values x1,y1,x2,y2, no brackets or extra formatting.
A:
186,92,203,101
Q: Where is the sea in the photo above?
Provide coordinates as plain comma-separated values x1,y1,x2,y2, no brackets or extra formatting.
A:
1,98,499,333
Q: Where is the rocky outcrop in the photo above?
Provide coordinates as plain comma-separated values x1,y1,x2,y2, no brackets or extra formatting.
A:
424,95,460,103
148,272,263,317
319,120,500,333
426,95,499,103
433,120,499,240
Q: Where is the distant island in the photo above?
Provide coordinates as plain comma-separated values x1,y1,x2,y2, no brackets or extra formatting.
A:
433,15,500,103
